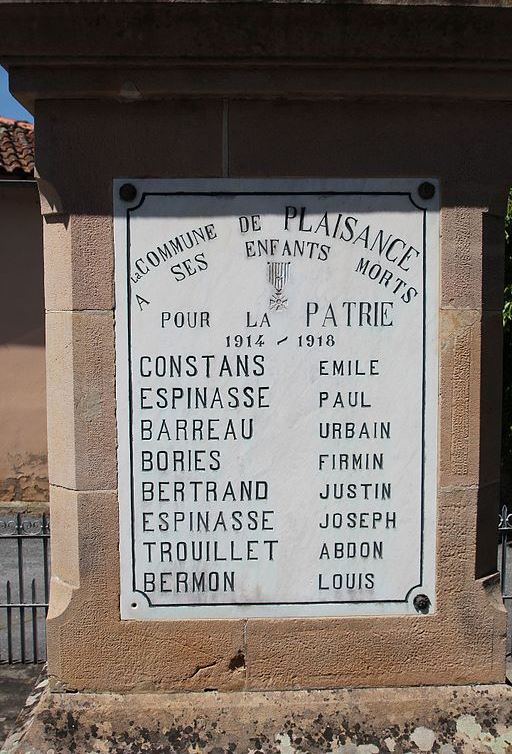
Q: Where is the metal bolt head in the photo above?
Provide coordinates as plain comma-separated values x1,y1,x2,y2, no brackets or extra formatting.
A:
418,181,435,200
413,594,430,613
119,183,137,202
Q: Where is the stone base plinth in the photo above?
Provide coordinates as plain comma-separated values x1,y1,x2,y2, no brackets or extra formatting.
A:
3,683,512,754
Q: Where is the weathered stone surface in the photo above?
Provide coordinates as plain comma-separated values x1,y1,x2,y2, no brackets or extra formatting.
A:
228,100,512,196
43,215,114,312
439,206,485,311
438,309,481,489
43,481,506,693
0,452,47,503
35,99,224,216
4,3,512,68
46,487,246,693
45,310,116,491
3,684,512,754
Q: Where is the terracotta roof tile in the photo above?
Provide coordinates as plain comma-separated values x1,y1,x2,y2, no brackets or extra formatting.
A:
0,116,34,178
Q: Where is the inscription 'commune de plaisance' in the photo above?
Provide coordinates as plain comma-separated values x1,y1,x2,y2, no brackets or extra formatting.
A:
114,178,439,620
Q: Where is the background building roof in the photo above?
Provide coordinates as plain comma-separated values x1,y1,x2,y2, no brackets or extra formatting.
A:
0,116,33,178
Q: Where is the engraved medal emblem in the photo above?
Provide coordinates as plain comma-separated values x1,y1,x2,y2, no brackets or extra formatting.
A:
268,261,291,311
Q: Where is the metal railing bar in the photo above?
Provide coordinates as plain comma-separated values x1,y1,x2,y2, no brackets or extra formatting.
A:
16,513,26,663
0,534,50,540
501,538,507,585
0,601,49,609
16,513,26,664
499,504,511,601
6,581,13,664
42,512,49,605
31,579,38,664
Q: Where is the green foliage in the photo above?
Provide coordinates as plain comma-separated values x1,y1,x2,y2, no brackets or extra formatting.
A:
503,192,512,496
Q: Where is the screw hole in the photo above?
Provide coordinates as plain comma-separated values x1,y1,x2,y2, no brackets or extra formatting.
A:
418,181,435,201
131,602,138,609
120,183,137,202
413,594,430,613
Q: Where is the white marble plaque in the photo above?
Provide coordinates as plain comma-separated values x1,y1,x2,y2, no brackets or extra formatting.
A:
114,179,439,620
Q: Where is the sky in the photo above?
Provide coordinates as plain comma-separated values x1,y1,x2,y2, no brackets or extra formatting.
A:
0,66,33,122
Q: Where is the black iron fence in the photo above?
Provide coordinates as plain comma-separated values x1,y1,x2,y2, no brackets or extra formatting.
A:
0,513,50,664
499,504,512,598
499,504,512,661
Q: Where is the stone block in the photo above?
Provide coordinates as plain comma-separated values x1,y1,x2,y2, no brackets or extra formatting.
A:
228,100,512,192
438,208,505,313
42,215,73,311
43,214,114,311
438,309,482,490
37,100,224,312
35,99,224,216
4,683,512,754
439,206,484,310
45,311,116,491
46,487,246,693
243,485,506,690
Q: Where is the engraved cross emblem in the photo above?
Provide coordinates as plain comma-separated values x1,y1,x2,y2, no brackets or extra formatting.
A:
267,261,291,311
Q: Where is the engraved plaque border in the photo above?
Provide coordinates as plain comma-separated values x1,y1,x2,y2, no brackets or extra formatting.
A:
114,178,439,620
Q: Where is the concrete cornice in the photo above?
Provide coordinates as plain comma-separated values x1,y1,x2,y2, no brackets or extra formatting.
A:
3,2,512,108
8,64,512,109
1,2,512,65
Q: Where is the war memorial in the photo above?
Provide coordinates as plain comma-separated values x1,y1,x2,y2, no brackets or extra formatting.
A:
1,1,511,752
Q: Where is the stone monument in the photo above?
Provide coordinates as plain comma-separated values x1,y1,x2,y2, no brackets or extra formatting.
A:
1,2,511,752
